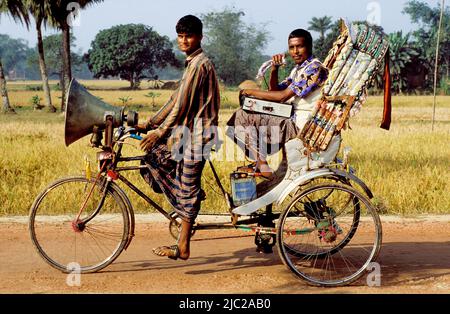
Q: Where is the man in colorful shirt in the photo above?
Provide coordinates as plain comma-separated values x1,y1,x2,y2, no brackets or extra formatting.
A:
139,15,220,260
227,29,328,176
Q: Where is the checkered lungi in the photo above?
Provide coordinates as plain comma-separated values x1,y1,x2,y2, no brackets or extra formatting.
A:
226,108,300,160
141,139,206,224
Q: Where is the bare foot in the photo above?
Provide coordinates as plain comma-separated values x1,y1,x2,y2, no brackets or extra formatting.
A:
152,245,190,260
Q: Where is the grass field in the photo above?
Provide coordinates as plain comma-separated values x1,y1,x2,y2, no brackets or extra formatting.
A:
6,79,239,109
0,80,449,216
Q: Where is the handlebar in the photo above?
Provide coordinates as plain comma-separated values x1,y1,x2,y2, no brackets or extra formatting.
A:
114,127,143,143
130,134,143,141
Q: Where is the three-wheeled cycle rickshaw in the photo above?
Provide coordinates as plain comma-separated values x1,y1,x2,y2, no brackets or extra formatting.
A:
29,20,389,287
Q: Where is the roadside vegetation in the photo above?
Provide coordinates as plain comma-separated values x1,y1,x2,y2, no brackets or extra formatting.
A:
1,81,448,216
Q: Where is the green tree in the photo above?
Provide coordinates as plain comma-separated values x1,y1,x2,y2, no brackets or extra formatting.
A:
85,24,179,89
0,59,13,113
201,8,269,86
308,16,333,39
0,34,31,73
27,34,85,94
403,0,449,90
46,0,104,110
1,0,57,111
145,92,161,109
311,19,341,62
153,38,184,80
0,0,29,27
27,0,57,112
385,31,421,94
0,0,30,114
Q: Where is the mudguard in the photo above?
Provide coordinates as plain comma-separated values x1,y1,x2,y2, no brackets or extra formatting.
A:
232,168,373,216
275,168,373,206
232,168,334,216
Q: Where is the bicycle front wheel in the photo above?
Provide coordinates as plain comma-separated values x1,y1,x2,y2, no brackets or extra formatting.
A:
277,183,382,287
29,176,131,273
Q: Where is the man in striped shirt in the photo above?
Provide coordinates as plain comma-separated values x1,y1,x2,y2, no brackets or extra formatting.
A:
138,15,220,261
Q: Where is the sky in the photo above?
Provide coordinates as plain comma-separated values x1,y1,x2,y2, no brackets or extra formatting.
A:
0,0,441,55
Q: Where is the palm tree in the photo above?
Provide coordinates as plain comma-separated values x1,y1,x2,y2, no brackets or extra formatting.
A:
308,16,333,39
0,0,30,114
1,0,57,112
0,59,14,113
0,0,29,23
47,0,104,111
27,0,57,112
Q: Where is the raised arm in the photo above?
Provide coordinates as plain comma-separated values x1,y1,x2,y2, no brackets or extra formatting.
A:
268,54,286,91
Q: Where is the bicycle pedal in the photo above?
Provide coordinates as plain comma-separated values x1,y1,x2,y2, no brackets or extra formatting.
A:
256,244,273,254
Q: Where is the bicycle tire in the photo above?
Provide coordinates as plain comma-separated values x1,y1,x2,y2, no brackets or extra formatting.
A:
29,176,131,274
277,183,382,287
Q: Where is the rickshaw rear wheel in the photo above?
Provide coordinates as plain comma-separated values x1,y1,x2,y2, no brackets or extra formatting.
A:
277,182,382,287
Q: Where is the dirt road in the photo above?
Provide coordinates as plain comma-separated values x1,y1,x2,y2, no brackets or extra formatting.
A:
0,215,449,294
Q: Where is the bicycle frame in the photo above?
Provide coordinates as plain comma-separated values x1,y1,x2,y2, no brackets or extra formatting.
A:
87,127,281,241
29,123,383,281
83,125,373,252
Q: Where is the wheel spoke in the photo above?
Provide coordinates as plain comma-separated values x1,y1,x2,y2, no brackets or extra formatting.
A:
278,183,382,287
29,177,129,273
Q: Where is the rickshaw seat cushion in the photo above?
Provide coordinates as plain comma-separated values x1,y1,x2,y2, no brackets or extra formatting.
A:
299,20,390,152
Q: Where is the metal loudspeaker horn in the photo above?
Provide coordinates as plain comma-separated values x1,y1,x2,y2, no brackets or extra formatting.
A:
64,79,138,147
